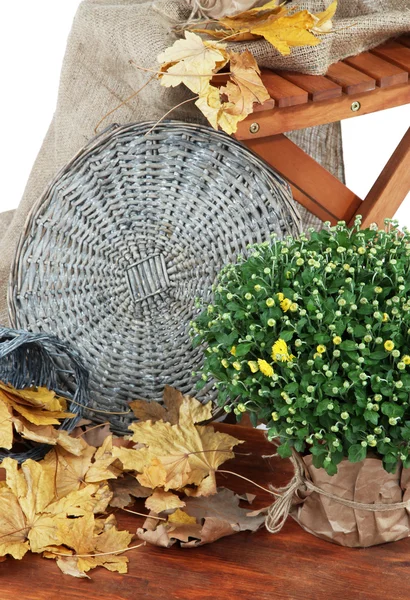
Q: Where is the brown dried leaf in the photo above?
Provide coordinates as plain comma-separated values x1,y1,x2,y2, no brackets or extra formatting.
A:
137,488,265,548
109,475,152,508
220,50,270,116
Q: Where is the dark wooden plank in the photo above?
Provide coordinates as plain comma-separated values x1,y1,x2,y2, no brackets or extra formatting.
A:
371,41,410,74
236,81,410,138
260,69,309,107
277,71,342,102
398,35,410,49
326,61,376,95
344,52,408,87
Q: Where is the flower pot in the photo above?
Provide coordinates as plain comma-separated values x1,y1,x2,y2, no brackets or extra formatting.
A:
286,454,410,547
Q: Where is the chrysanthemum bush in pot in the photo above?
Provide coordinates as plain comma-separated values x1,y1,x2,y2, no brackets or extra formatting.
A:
191,218,410,547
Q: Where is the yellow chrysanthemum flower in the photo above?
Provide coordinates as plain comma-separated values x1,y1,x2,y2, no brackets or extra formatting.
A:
248,361,259,373
280,298,292,312
289,303,298,312
221,359,229,368
258,359,274,377
316,345,326,354
403,355,410,365
384,340,395,352
271,339,294,363
232,361,241,371
382,313,389,323
276,293,284,302
333,336,342,345
230,346,236,356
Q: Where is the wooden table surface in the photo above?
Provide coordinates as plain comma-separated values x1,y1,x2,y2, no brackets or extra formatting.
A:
2,423,410,600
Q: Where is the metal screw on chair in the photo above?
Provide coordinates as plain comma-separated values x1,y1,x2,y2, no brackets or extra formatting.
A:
249,122,260,134
351,101,361,112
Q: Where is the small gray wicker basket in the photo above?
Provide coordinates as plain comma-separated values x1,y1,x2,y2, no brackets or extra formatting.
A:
0,327,88,462
9,121,301,433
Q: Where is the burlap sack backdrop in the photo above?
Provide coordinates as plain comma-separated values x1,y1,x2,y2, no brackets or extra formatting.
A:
0,0,409,326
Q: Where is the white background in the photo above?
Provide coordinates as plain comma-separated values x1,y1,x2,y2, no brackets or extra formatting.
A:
1,1,409,224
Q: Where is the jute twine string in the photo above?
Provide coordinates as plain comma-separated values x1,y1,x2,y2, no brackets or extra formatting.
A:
265,450,410,534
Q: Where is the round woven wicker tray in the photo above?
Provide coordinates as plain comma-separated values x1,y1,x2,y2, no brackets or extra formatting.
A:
9,121,301,433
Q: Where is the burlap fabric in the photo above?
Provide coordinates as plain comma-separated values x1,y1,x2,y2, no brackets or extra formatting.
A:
1,0,408,325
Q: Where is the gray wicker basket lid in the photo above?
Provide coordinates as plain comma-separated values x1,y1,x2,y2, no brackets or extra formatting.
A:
9,121,301,433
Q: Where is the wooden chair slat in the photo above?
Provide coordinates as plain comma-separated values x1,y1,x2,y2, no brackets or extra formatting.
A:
236,82,410,139
260,69,308,107
344,52,408,87
253,98,276,112
275,71,343,102
370,41,410,74
354,127,410,228
244,134,362,223
325,61,376,95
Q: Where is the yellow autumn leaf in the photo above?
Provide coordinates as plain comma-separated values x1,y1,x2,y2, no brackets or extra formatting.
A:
52,514,133,577
312,0,337,33
195,85,245,135
42,437,120,498
0,399,13,450
145,490,186,513
128,395,242,494
189,1,337,54
12,416,85,455
249,11,320,56
157,31,229,94
168,509,197,525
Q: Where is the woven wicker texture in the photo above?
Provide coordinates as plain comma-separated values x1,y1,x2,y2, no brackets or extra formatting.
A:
0,327,88,462
9,121,301,434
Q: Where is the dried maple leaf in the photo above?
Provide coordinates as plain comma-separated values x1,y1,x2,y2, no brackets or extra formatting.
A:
48,514,133,578
157,30,229,94
12,417,85,456
145,490,186,513
0,400,13,450
137,488,265,548
311,0,337,33
42,436,120,498
0,381,77,452
130,385,213,426
249,11,320,56
189,1,337,55
220,50,270,116
124,396,242,495
195,84,245,135
109,475,151,508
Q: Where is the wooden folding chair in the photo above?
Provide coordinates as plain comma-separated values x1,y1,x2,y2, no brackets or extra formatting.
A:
235,36,410,227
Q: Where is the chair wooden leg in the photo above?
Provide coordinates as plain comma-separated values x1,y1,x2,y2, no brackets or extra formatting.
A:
350,127,410,228
243,134,362,225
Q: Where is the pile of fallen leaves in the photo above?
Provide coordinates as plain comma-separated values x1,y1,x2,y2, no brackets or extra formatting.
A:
156,1,336,133
0,386,266,578
0,382,83,455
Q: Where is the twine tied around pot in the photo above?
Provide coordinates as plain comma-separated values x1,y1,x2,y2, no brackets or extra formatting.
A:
265,450,410,534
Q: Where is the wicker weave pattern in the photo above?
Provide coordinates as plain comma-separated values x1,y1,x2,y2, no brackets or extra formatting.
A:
9,121,300,433
0,327,88,462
